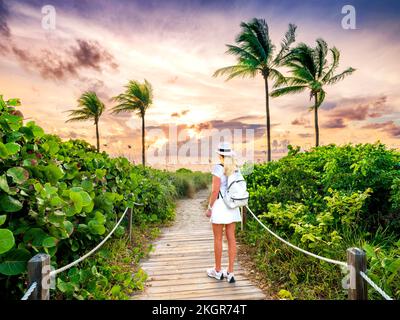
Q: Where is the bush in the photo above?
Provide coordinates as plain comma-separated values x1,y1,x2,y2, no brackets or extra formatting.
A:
0,95,209,299
242,143,400,299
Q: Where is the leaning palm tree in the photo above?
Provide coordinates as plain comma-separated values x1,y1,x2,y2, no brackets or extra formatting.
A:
271,39,355,146
66,91,105,152
112,80,153,166
213,18,297,162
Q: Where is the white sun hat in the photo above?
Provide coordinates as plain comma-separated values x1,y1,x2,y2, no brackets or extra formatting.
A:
216,142,235,157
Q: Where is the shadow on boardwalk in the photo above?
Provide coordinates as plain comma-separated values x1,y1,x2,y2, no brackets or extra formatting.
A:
132,189,267,300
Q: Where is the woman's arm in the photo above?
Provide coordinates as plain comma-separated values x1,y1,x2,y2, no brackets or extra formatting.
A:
206,175,221,217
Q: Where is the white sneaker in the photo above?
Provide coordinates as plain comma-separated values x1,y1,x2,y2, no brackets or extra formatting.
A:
207,268,224,280
223,269,235,283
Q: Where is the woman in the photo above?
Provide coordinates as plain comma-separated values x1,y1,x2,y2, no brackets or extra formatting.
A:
206,142,241,283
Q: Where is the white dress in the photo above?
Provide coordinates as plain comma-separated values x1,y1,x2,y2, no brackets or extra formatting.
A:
210,164,242,224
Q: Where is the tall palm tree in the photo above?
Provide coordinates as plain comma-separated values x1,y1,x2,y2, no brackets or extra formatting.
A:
271,39,355,146
213,18,297,162
112,80,153,166
66,91,105,152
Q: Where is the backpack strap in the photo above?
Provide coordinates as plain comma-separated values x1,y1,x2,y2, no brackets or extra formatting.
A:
217,164,224,199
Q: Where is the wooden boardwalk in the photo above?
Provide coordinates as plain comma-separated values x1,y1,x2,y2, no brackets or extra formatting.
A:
132,189,266,300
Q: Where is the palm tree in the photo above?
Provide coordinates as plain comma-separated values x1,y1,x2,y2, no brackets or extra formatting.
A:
112,80,153,166
66,91,105,152
213,18,297,162
271,39,355,146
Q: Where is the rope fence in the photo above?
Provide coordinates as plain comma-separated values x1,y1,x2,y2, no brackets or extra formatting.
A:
20,282,37,301
50,207,130,277
244,205,395,301
21,201,143,300
245,206,347,267
360,271,393,301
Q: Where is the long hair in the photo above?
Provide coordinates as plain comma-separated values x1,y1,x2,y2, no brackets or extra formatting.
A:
221,155,237,176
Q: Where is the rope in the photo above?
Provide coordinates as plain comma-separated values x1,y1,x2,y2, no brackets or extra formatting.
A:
21,282,37,300
360,271,393,300
50,206,131,276
245,206,348,267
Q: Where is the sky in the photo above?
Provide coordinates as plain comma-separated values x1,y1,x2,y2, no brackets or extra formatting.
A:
0,0,399,168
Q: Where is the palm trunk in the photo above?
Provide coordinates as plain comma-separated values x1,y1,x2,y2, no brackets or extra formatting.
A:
95,119,100,152
264,76,272,162
141,114,145,166
314,94,319,147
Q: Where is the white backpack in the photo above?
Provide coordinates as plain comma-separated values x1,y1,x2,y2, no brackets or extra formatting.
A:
220,168,249,209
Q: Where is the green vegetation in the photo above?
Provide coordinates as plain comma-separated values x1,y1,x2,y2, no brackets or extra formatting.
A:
214,18,297,162
241,143,400,299
0,95,210,299
66,91,106,152
271,39,355,146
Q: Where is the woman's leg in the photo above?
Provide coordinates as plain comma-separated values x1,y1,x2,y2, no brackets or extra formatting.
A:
225,223,236,273
212,224,224,271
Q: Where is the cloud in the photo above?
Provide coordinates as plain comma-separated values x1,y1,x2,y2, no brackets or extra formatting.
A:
298,133,313,138
322,118,346,129
10,39,118,81
291,117,310,126
327,96,389,121
362,121,400,137
0,0,10,38
170,109,190,118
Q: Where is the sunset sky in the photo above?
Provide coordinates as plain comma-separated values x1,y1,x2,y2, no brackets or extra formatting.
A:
1,0,399,168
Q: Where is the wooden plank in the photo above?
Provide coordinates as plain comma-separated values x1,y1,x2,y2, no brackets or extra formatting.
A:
132,190,266,300
145,282,255,294
148,275,248,287
137,286,264,300
145,267,244,277
147,272,245,281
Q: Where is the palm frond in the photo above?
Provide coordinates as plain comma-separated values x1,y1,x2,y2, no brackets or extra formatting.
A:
213,65,258,80
66,91,105,123
226,45,260,65
289,43,317,78
315,38,328,78
111,79,153,115
270,85,307,97
322,47,340,82
269,68,287,87
65,115,93,123
274,23,297,64
326,67,356,85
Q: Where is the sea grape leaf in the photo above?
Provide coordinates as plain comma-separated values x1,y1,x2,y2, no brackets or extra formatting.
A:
0,229,15,254
44,164,64,183
23,228,48,247
0,143,8,158
7,167,29,184
0,215,6,226
42,237,57,248
0,175,11,194
26,121,44,138
88,220,106,235
70,191,83,213
0,248,31,275
5,142,20,155
0,195,23,212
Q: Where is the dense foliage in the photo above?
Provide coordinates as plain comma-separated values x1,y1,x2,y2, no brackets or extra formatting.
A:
242,143,400,299
0,96,210,299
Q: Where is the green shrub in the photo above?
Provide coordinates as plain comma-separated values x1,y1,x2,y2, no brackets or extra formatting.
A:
243,143,400,299
0,95,209,299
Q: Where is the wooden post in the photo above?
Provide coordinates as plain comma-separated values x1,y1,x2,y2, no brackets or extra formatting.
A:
347,247,368,300
127,207,133,243
241,206,247,231
27,254,50,300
